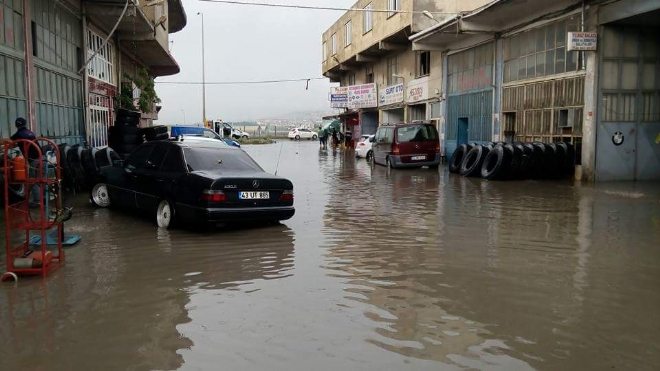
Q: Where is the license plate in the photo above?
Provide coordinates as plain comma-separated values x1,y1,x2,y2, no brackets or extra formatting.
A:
411,156,426,161
239,191,270,200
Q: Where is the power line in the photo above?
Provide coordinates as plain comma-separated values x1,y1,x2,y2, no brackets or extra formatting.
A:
197,0,458,15
155,77,327,85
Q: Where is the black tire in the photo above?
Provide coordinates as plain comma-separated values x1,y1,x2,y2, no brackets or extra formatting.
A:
117,108,141,118
140,125,168,137
111,144,139,154
80,148,98,184
554,142,569,179
386,156,393,170
110,133,143,145
509,143,525,179
480,145,511,180
59,144,73,191
460,145,490,177
501,144,518,179
366,150,373,163
562,142,576,176
67,145,86,192
519,143,535,179
312,135,318,140
449,144,471,174
295,135,300,141
544,143,559,178
109,125,139,136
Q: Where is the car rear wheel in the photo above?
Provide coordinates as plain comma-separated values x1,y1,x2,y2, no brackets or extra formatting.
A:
312,135,318,140
295,135,300,140
366,150,373,162
386,156,392,170
242,135,248,139
156,200,175,229
91,183,110,208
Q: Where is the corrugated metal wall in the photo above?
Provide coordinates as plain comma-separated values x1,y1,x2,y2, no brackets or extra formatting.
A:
446,90,494,141
31,0,84,144
0,0,28,138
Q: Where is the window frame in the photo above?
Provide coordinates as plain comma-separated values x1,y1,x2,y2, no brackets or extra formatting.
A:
331,33,337,55
416,51,431,78
344,20,352,47
363,3,373,34
387,0,400,18
86,29,115,85
322,41,327,61
386,56,399,85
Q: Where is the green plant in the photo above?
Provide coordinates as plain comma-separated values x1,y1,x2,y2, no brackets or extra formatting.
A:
117,67,160,113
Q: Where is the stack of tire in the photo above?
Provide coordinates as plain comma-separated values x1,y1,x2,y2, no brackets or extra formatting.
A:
449,142,575,180
139,125,169,142
109,109,143,157
59,144,121,192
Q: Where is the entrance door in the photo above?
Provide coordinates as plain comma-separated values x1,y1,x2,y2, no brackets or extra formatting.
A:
457,118,469,145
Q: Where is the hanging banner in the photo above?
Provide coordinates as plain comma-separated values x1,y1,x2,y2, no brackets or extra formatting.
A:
379,83,404,107
330,86,348,108
406,77,429,103
348,83,378,109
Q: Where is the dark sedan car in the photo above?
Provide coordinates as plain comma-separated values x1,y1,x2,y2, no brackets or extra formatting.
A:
90,137,294,228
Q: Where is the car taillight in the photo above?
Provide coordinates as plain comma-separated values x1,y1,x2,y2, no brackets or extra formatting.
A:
392,143,400,155
201,189,226,203
435,142,441,153
279,190,293,202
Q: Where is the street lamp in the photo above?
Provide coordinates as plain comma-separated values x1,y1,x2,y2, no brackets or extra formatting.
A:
197,12,206,127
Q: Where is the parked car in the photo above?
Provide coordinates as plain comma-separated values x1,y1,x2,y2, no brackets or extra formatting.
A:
355,135,375,161
170,126,241,147
372,123,441,169
90,137,295,228
288,128,318,140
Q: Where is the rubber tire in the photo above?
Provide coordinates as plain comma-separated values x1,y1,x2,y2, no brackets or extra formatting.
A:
366,150,373,163
449,144,471,174
59,144,73,191
519,143,535,179
94,148,111,168
544,143,559,179
112,144,139,154
386,156,393,170
110,133,143,145
242,135,249,139
110,125,139,136
480,145,511,180
117,108,141,119
553,142,568,179
562,142,576,176
312,135,318,140
67,145,86,192
80,148,98,186
156,199,175,229
90,183,111,208
460,145,490,177
295,135,300,141
508,144,524,179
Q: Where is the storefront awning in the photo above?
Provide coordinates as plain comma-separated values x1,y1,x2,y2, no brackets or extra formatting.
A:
410,0,583,49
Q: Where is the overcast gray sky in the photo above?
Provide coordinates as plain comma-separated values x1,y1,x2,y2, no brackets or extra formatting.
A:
156,0,355,124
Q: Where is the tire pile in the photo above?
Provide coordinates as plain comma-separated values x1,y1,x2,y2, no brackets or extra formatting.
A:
59,145,121,192
448,142,575,180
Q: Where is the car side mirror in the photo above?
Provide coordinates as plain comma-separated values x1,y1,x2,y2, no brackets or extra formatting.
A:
369,137,375,143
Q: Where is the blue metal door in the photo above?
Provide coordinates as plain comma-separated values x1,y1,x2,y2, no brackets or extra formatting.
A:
457,118,469,145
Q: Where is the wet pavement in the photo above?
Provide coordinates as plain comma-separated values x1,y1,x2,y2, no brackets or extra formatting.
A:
1,140,659,370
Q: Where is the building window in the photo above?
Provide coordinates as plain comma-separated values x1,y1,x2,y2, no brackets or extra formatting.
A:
387,56,399,85
503,16,582,83
347,72,356,86
331,33,337,55
345,21,352,47
448,42,494,93
388,0,400,18
322,41,327,61
363,3,373,34
416,51,430,77
365,65,374,83
87,29,114,84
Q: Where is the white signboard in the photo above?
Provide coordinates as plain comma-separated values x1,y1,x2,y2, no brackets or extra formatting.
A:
406,77,429,104
348,83,378,109
567,32,597,51
379,83,404,106
330,86,348,108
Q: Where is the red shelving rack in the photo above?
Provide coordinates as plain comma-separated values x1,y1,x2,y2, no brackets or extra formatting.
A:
3,138,64,278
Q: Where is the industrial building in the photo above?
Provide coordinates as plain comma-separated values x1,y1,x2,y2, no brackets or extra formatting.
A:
323,0,660,181
0,0,186,147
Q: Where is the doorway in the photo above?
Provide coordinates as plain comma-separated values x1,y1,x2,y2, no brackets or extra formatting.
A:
457,117,469,145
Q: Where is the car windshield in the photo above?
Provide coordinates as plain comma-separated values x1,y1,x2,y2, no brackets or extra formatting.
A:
183,147,263,172
396,125,438,142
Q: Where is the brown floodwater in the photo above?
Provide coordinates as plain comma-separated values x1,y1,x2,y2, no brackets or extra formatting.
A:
1,141,659,370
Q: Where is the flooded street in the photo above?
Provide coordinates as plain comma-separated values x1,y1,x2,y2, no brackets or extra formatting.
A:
1,141,659,370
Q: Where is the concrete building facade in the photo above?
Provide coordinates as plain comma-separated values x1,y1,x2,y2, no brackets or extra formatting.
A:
321,0,490,141
0,0,186,147
410,0,660,181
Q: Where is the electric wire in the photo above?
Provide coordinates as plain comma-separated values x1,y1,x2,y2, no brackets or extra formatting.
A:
197,0,458,15
155,77,327,85
78,0,130,74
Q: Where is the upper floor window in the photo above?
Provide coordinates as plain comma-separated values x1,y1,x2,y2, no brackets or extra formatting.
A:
365,65,374,83
416,51,431,77
331,33,337,55
345,21,352,47
388,0,400,18
387,56,399,85
347,72,356,86
363,3,373,34
87,29,115,84
322,41,327,61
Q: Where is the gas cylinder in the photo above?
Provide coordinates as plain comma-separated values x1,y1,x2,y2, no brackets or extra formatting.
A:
12,154,26,181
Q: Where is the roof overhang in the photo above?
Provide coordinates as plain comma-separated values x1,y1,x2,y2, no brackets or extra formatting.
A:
85,0,154,35
131,39,180,76
410,0,583,50
167,0,187,33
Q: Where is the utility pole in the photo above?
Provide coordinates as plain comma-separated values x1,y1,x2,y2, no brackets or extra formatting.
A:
198,12,206,127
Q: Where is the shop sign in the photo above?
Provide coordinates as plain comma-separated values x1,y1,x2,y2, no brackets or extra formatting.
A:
330,86,348,108
379,83,404,106
348,83,378,109
567,32,597,51
406,77,429,103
